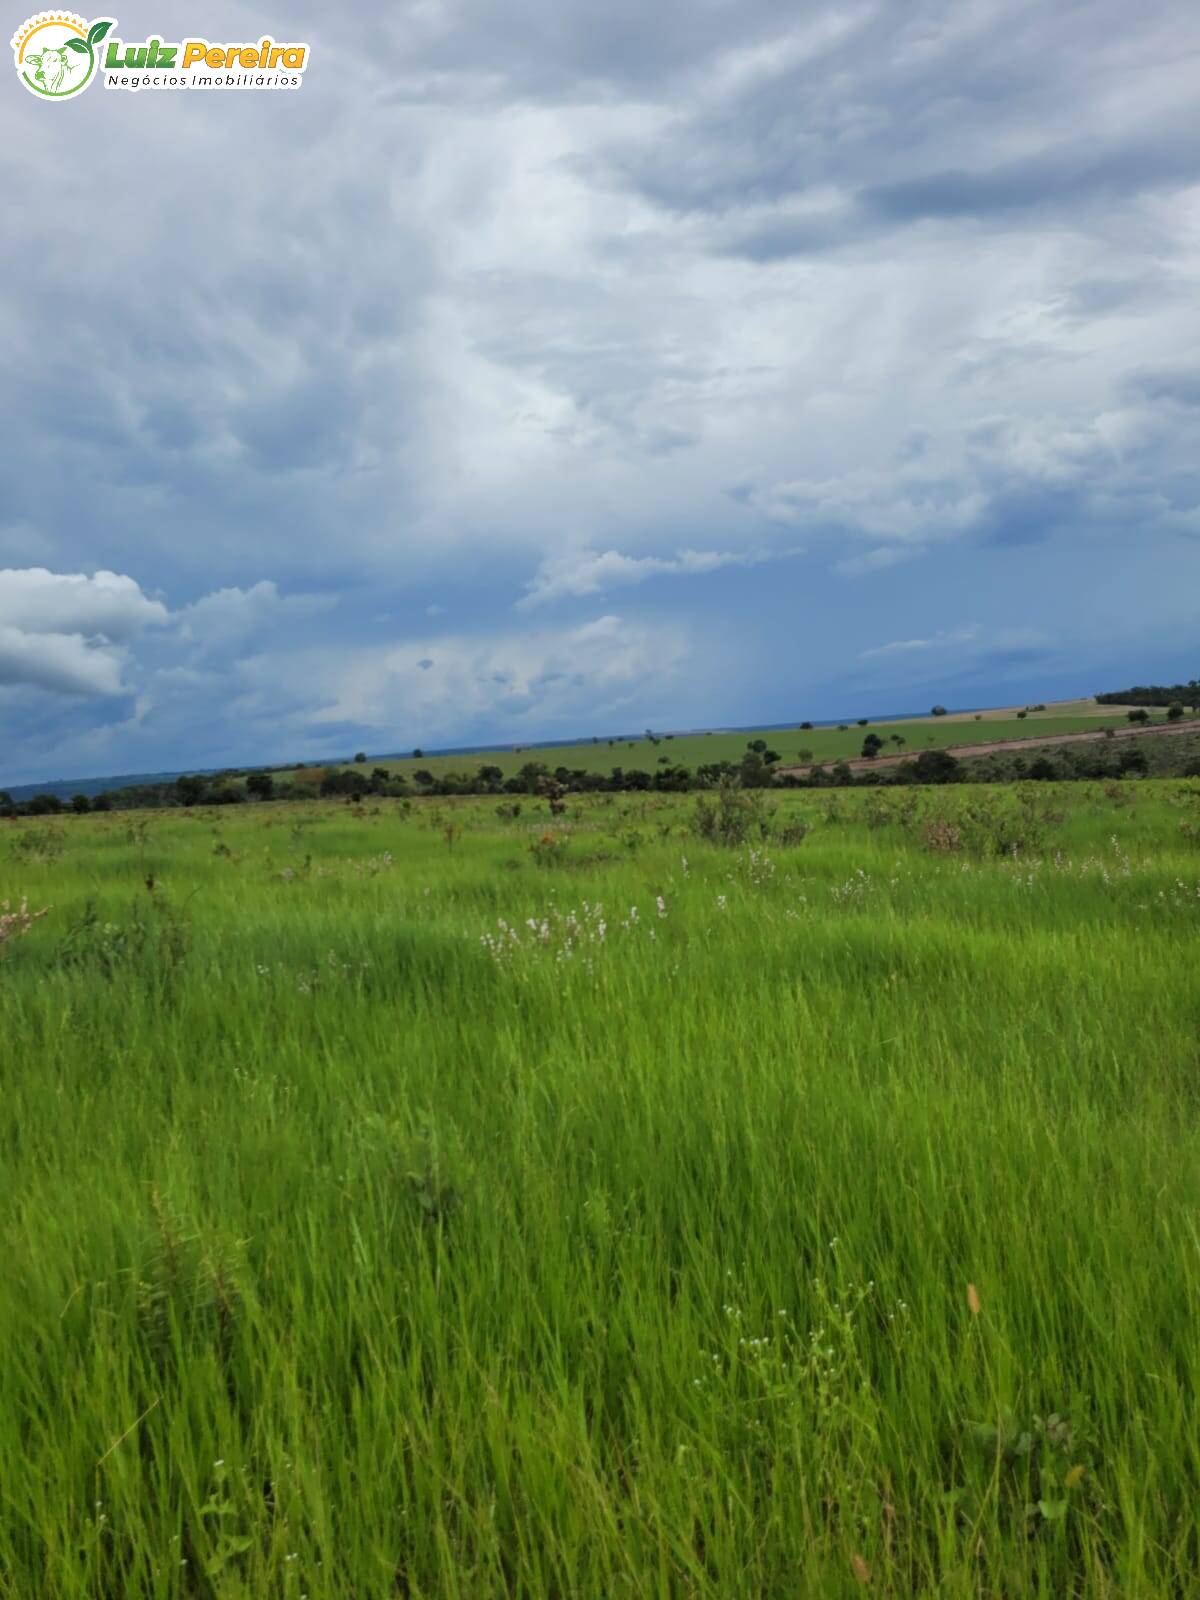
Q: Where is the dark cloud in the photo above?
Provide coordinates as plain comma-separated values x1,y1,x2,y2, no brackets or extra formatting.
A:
2,0,1199,783
1126,370,1200,408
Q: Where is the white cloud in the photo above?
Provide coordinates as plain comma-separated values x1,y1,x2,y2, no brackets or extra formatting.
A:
174,581,334,654
0,568,167,697
0,624,127,697
860,625,980,661
0,568,167,640
517,544,792,608
835,545,924,577
259,612,691,743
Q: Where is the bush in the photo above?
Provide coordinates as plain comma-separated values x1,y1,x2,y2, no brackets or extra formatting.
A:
1128,708,1150,724
1167,702,1185,721
912,749,962,784
693,779,770,846
529,831,567,867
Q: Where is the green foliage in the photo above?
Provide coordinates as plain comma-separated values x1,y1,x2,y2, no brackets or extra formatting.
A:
2,787,1199,1595
1098,679,1200,708
693,777,771,845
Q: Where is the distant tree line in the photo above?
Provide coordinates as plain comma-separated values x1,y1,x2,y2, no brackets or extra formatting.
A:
1097,680,1200,709
6,726,1197,819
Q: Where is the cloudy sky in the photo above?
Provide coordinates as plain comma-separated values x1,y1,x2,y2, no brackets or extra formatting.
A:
3,0,1199,783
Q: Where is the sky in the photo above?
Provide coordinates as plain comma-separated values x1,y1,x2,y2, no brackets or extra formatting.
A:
2,0,1199,785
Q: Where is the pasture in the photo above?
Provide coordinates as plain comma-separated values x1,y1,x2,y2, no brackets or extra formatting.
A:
301,707,1137,787
2,780,1198,1597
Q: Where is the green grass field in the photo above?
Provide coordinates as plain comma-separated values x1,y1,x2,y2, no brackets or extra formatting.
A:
2,781,1199,1596
298,709,1137,785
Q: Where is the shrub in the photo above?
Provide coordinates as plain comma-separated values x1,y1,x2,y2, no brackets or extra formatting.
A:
912,748,962,784
693,779,771,846
529,831,567,866
1167,702,1185,721
923,817,963,853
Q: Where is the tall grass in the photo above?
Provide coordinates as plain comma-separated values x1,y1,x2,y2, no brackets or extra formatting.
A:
1,782,1198,1597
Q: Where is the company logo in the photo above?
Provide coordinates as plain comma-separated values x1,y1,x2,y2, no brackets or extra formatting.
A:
11,13,309,96
11,12,112,97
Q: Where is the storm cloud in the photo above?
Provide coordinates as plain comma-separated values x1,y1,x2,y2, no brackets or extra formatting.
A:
2,0,1198,783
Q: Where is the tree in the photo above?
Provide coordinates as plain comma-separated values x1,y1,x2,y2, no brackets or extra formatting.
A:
931,705,948,716
354,751,367,763
412,748,424,759
1017,710,1027,720
861,733,884,759
1167,702,1185,721
1127,708,1150,724
800,721,814,730
912,748,961,783
738,751,774,788
477,764,504,785
175,775,205,806
856,718,868,727
246,772,274,800
71,793,91,813
747,738,768,754
320,769,368,797
517,760,551,793
0,791,13,816
796,748,814,763
27,793,63,814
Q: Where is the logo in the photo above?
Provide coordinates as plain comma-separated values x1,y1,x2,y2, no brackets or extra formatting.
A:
11,12,113,97
11,14,309,96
